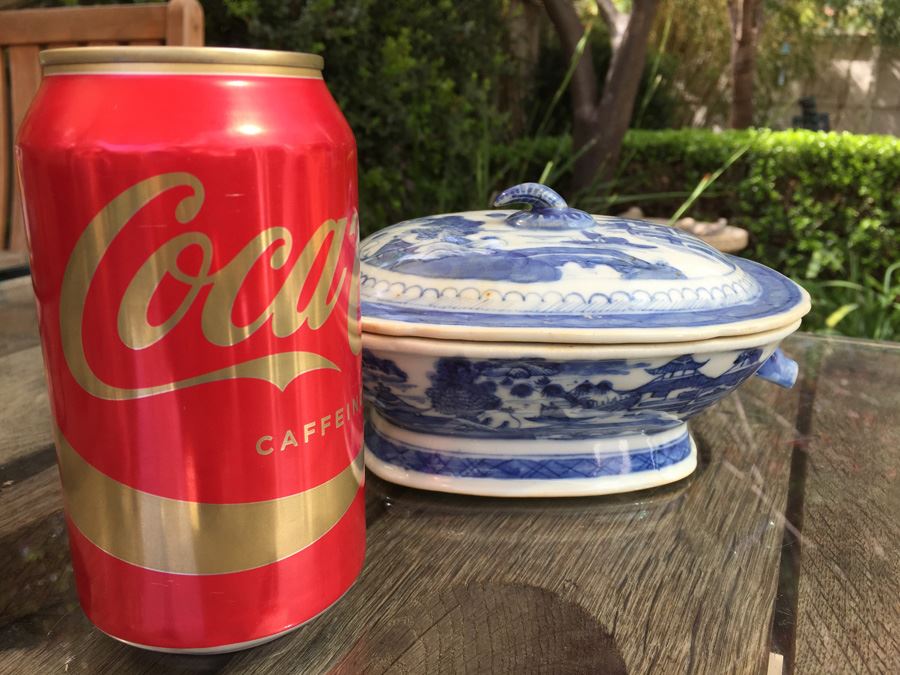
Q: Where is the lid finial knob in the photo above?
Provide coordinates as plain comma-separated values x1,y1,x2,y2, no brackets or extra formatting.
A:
493,182,595,230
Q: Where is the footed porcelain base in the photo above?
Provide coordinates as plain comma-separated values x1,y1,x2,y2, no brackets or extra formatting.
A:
364,412,697,498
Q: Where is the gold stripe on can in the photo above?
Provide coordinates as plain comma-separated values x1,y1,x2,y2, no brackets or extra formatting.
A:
55,427,363,575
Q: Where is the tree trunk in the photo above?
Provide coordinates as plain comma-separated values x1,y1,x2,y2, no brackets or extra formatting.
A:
590,0,658,186
543,0,659,193
504,0,545,135
543,0,603,192
729,0,763,129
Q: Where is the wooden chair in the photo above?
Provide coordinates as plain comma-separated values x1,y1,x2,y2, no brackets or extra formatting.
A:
0,0,204,252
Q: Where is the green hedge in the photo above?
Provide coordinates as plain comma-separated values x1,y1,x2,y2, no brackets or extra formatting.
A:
64,1,899,338
203,0,510,234
617,129,900,339
492,128,900,338
201,0,678,234
615,129,900,285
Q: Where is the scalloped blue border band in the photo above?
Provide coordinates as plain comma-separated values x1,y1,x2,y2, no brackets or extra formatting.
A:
365,423,693,480
362,258,803,330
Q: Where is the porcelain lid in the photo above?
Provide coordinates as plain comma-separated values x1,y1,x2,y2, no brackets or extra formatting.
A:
360,183,810,344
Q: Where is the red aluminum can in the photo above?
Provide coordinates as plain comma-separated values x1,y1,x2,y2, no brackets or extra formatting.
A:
15,47,364,653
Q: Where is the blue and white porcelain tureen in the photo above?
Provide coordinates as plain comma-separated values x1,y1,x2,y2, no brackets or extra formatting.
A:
360,183,810,497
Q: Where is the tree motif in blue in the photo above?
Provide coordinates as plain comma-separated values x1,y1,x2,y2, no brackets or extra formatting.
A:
598,220,736,270
361,213,693,282
426,359,502,419
363,347,768,441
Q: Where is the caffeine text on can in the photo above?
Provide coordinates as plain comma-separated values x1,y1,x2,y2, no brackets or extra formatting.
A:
15,47,364,653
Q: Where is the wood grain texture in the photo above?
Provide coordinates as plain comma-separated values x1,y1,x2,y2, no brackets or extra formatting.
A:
0,283,65,636
0,472,70,629
794,340,900,674
329,582,627,674
0,346,51,468
1,1,205,251
0,5,168,45
3,372,800,674
165,0,204,46
2,335,895,673
0,49,8,249
264,379,799,675
0,251,29,277
0,277,39,359
7,44,40,252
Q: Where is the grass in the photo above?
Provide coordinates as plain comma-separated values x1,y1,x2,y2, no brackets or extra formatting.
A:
798,258,900,341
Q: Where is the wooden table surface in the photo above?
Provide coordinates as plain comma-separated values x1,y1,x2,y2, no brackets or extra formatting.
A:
0,274,897,674
0,251,29,281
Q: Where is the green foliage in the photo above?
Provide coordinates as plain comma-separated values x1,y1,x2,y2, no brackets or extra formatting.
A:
49,1,895,340
201,0,686,233
617,129,899,280
492,128,900,339
811,0,900,43
799,259,900,341
526,18,678,134
203,0,511,235
644,0,900,128
617,128,900,337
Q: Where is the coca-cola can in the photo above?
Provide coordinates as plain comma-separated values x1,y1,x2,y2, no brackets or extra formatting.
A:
15,47,364,653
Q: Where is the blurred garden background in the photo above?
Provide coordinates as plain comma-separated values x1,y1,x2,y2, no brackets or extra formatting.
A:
13,0,900,340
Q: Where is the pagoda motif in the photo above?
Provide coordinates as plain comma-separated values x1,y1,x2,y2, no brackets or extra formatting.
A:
636,356,712,402
645,355,708,379
362,346,771,441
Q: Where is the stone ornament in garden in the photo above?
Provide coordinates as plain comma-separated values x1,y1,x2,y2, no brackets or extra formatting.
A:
619,206,749,253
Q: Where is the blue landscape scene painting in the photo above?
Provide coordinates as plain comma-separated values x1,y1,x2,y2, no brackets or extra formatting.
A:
362,346,770,441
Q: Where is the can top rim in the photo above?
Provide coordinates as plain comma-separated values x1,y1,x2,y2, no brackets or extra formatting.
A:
40,47,324,71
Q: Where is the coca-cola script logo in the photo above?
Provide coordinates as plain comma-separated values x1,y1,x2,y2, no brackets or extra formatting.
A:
60,172,360,400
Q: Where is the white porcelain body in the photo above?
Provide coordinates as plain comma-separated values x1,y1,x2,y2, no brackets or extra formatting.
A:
360,209,810,344
359,183,810,496
362,321,800,497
